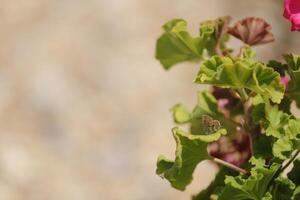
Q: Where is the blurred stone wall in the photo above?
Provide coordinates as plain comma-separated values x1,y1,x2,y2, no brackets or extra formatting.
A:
0,0,298,199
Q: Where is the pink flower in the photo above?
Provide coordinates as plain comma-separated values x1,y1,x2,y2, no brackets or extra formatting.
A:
280,76,289,88
284,0,300,31
217,99,229,110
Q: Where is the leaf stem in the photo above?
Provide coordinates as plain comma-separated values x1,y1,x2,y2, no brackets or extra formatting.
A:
238,89,249,102
287,68,296,91
238,47,244,58
213,158,248,175
215,43,223,56
270,150,300,190
281,150,300,173
236,88,254,156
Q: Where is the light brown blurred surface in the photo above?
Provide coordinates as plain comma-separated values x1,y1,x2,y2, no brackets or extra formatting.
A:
0,0,298,199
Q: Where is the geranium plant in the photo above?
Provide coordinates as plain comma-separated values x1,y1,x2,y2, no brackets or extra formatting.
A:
155,2,300,200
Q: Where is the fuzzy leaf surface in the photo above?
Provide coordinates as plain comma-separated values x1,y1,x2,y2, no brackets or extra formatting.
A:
218,158,280,200
194,56,284,103
155,19,202,69
156,127,226,190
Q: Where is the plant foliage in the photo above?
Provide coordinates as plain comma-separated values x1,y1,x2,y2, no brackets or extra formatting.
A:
155,16,300,199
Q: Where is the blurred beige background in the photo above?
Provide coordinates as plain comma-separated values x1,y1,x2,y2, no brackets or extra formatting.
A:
0,0,298,199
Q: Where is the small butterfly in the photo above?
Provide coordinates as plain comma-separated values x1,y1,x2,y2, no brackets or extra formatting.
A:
201,115,222,134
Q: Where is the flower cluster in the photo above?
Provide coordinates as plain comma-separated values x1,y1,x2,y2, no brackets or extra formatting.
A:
284,0,300,31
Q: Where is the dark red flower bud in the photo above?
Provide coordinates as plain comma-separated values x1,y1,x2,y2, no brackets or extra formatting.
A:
228,17,274,46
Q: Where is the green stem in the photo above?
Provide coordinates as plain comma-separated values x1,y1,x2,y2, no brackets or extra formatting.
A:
238,47,244,58
236,88,254,156
281,150,300,173
213,158,248,175
238,89,249,102
288,68,296,89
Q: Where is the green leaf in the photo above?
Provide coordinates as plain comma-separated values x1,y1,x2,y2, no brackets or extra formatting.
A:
170,91,237,135
155,19,202,69
193,91,220,118
265,106,290,138
155,17,231,70
267,60,287,76
252,63,285,104
218,185,252,200
264,106,300,159
170,91,221,134
184,91,237,135
191,91,225,134
271,176,295,200
272,137,293,160
262,192,273,200
192,167,238,200
198,16,231,55
288,159,300,185
171,104,192,124
242,46,256,63
287,71,300,107
198,19,216,55
252,94,265,105
283,54,300,71
218,158,281,200
286,119,300,139
287,119,300,152
156,127,226,190
264,107,300,159
284,54,300,108
253,135,273,159
194,56,285,103
251,103,265,123
278,96,292,114
293,186,300,199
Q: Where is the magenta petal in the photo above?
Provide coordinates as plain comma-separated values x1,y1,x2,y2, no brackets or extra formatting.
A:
280,76,289,88
289,0,300,14
290,13,300,31
284,0,300,32
217,99,229,109
284,9,291,19
284,0,292,19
